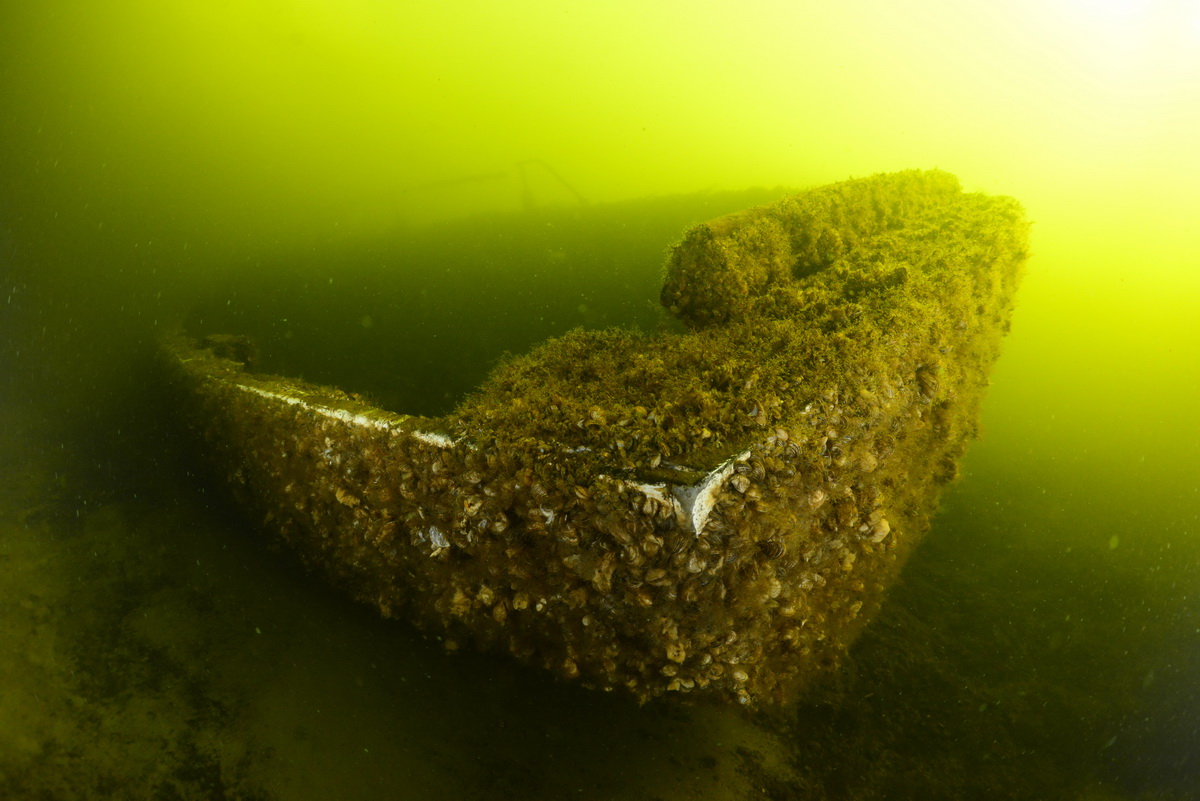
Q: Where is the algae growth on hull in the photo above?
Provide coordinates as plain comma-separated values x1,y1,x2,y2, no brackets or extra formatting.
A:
165,169,1029,705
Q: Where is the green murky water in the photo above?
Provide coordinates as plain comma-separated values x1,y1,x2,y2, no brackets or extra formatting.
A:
3,1,1199,798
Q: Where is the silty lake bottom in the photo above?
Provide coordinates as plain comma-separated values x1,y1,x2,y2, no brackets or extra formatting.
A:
1,195,1197,801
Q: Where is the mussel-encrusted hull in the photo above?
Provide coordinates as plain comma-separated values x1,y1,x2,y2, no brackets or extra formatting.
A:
164,170,1028,705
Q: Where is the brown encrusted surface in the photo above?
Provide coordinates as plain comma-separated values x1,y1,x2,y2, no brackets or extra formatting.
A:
165,169,1028,705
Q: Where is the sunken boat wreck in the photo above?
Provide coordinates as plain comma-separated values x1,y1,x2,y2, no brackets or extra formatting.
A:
163,170,1028,705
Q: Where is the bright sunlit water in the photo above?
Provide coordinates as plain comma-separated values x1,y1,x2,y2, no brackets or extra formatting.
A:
2,1,1198,799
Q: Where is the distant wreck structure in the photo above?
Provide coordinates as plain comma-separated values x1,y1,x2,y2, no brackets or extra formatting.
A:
163,170,1028,705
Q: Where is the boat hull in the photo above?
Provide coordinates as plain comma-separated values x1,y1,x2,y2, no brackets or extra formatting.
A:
163,170,1028,704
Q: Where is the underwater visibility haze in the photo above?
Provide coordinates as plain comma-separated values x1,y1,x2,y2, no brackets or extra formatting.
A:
2,1,1199,799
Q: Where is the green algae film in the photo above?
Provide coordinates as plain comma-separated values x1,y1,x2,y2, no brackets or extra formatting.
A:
3,0,1200,798
163,171,1028,706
